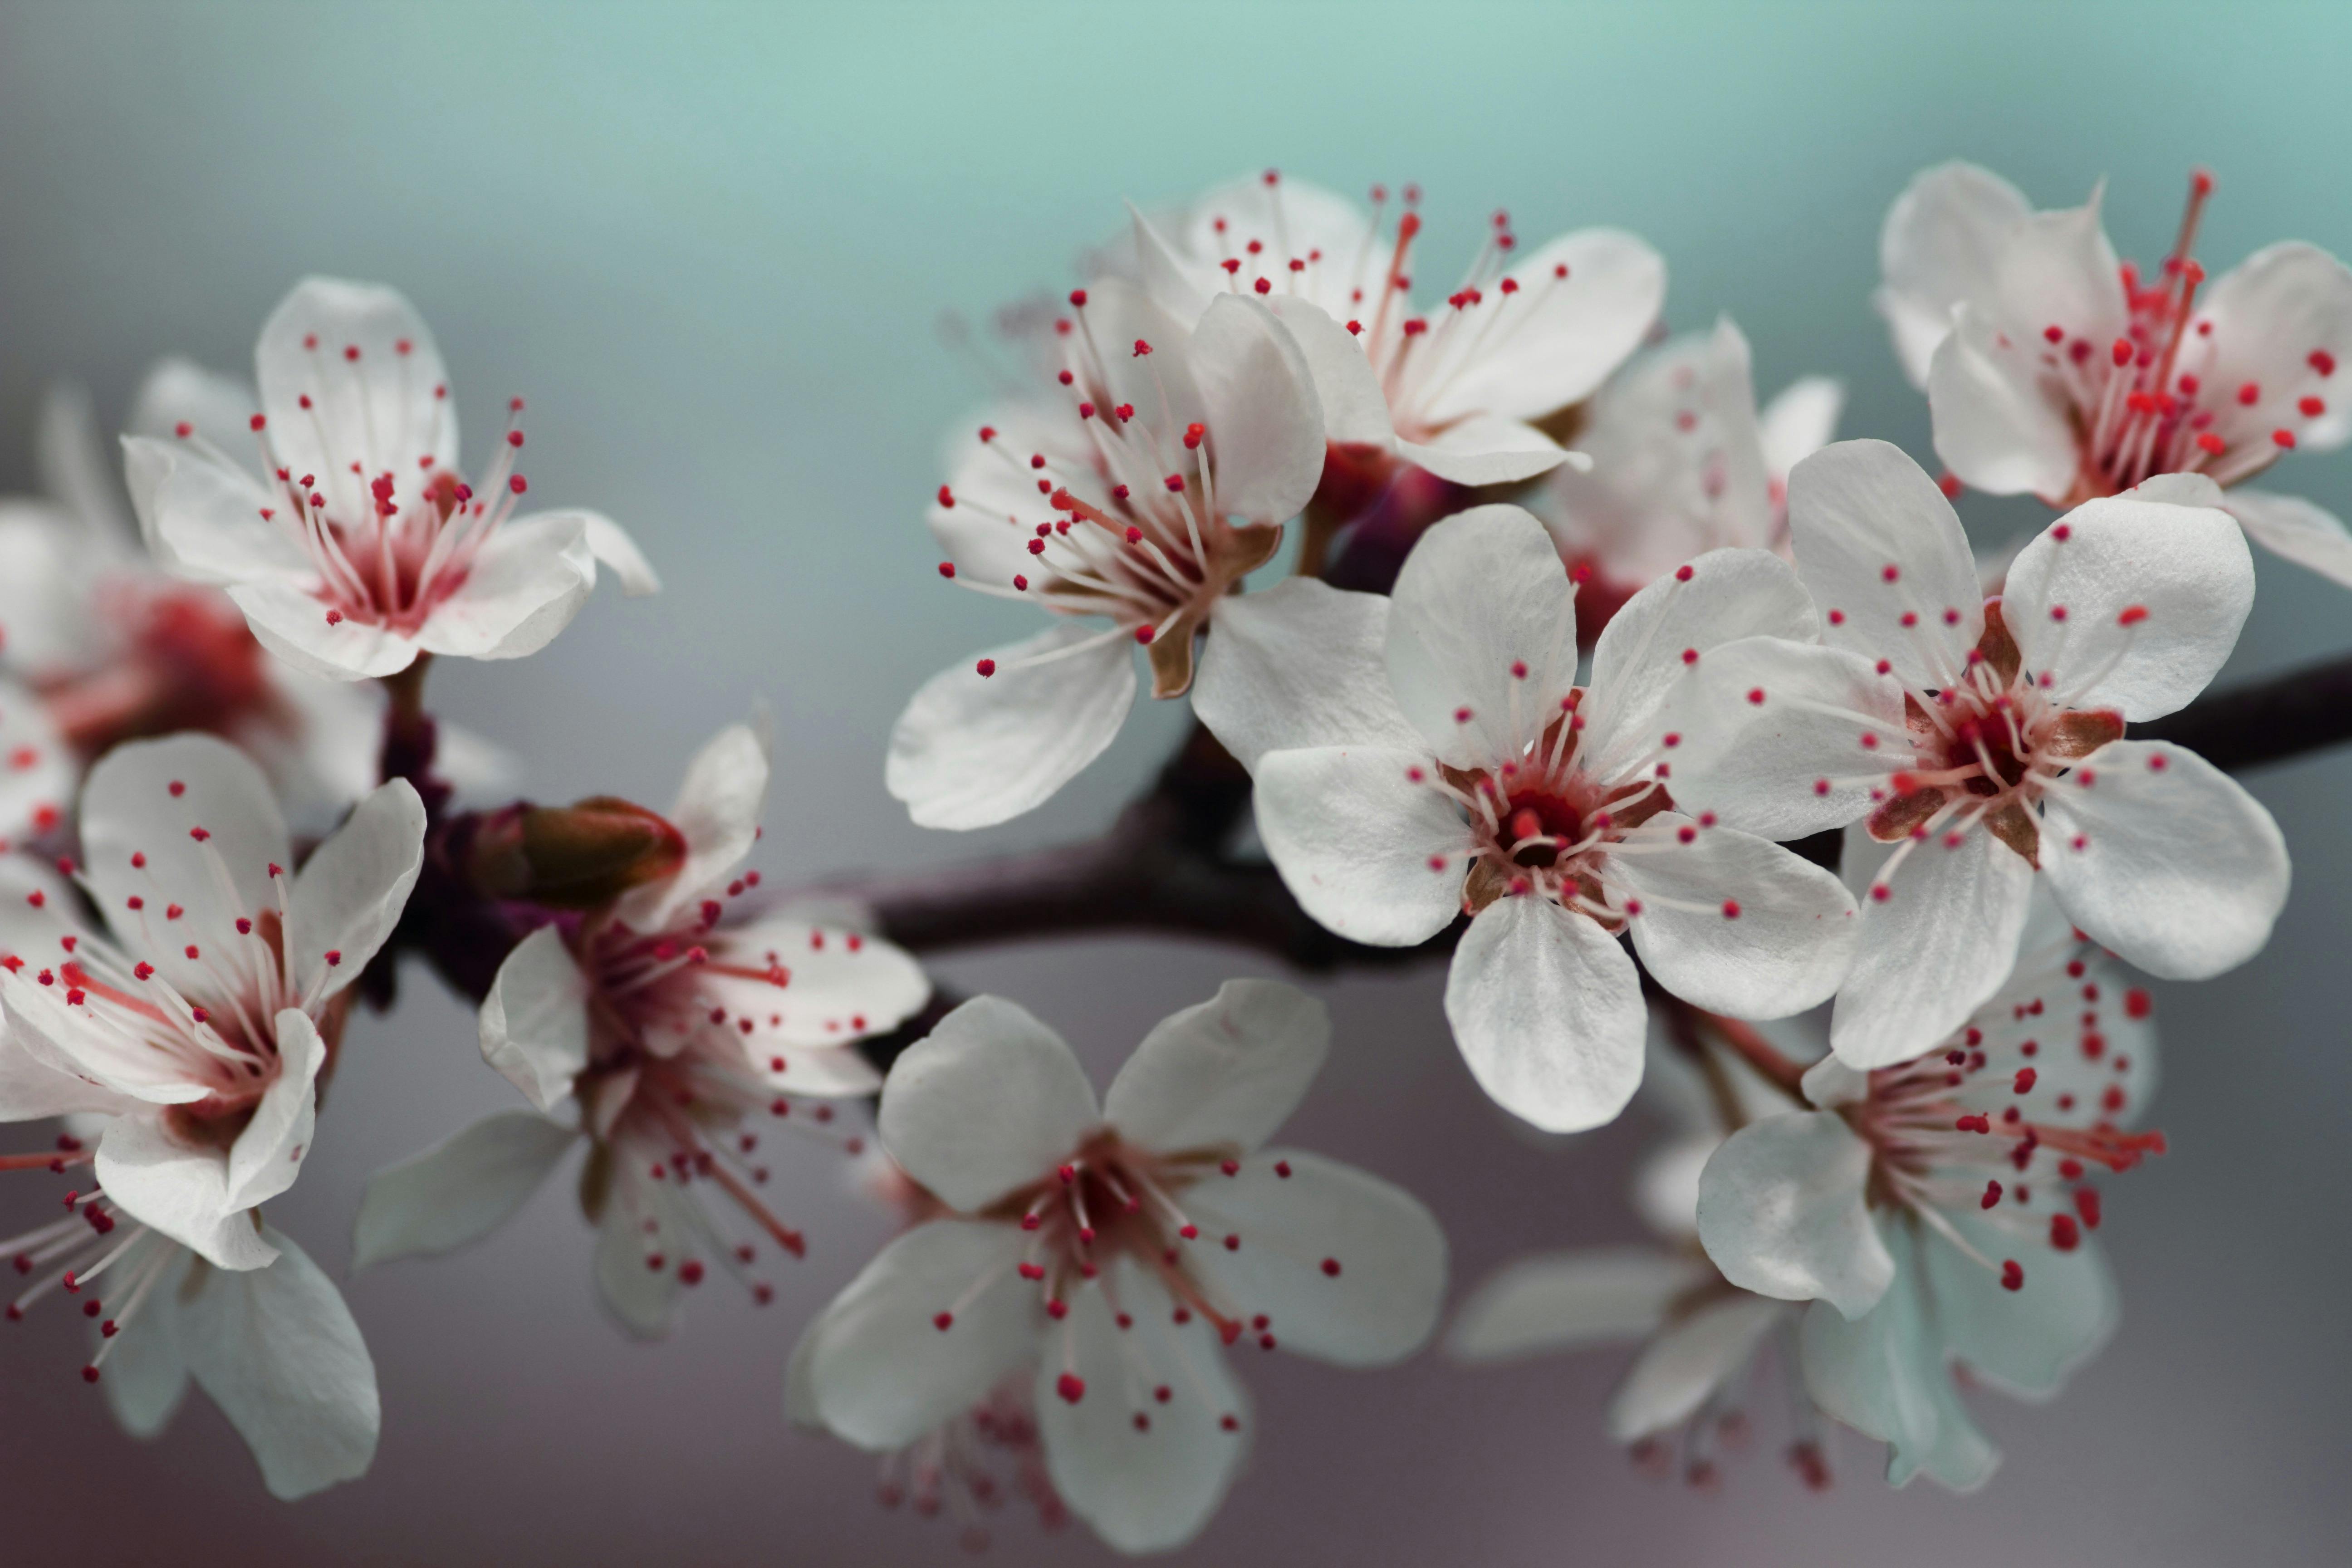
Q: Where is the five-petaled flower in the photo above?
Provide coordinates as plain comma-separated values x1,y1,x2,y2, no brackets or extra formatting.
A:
1666,440,2288,1067
1195,504,1859,1132
121,277,657,682
791,981,1447,1554
1879,162,2352,586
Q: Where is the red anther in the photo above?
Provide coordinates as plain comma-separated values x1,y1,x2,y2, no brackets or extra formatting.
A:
2312,349,2339,377
509,474,528,494
2117,604,2148,627
2074,1187,2103,1229
1746,687,1765,706
1347,320,1363,335
1670,563,1696,583
1955,1113,1992,1134
1681,648,1698,665
1274,1160,1292,1178
2049,605,2068,622
1220,1158,1240,1176
1183,421,1205,449
1224,1235,1240,1252
2001,1260,2024,1292
2125,987,2152,1019
1017,1262,1044,1281
2238,381,2262,405
2301,396,2328,417
1320,1258,1342,1277
2014,1067,2038,1094
1401,318,1427,336
1067,288,1088,308
2049,1213,2081,1251
1253,276,1271,294
82,1365,100,1383
1982,1180,2004,1210
2273,428,2298,449
974,658,996,678
1161,473,1185,493
189,826,211,843
2043,325,2065,343
2197,431,2227,454
2111,338,2135,368
678,1260,706,1286
933,1311,954,1331
174,421,193,438
134,962,153,980
1134,626,1155,645
1056,1373,1086,1404
325,950,342,967
1132,339,1152,357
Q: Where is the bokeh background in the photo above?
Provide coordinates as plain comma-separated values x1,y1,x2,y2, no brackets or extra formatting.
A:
2,2,2346,1563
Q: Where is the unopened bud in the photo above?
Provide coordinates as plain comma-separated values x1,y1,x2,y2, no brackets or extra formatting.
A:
469,795,687,909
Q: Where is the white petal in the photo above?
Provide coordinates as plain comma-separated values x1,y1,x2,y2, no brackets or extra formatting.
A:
1875,161,2033,387
803,1219,1037,1450
2225,489,2352,587
227,578,421,681
0,1025,137,1119
1189,293,1327,523
1618,819,1859,1019
2192,241,2352,451
96,1117,276,1271
1395,415,1572,485
1420,228,1666,424
413,511,597,661
1927,304,2079,500
352,1111,577,1269
37,382,137,547
1788,440,1985,691
1127,205,1215,326
1830,829,2034,1068
1663,636,1906,840
2038,740,2289,980
710,916,928,1056
1037,1260,1249,1555
1193,580,1422,771
615,720,768,931
128,357,260,452
176,1224,380,1500
478,926,592,1113
0,964,202,1108
0,504,101,671
578,511,661,595
1104,979,1328,1155
2003,494,2252,720
886,622,1137,831
1607,1293,1788,1444
1757,376,1846,478
593,1187,682,1339
1921,1216,2115,1398
1580,546,1821,782
1252,745,1465,946
0,674,72,843
1186,1147,1447,1366
255,278,457,523
879,996,1099,1213
1386,504,1578,766
1991,194,2128,363
1630,1134,1719,1241
1799,1248,1998,1492
287,778,425,999
222,1008,326,1213
119,435,306,586
1446,1247,1709,1362
1259,295,1394,448
1695,1111,1892,1318
1445,896,1645,1133
98,1245,193,1437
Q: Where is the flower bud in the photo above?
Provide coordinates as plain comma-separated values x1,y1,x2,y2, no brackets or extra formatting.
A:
468,795,687,910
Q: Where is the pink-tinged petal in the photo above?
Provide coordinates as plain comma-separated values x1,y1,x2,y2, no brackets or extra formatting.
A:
1696,1111,1893,1319
886,622,1137,831
0,673,71,844
1757,376,1846,480
1927,304,2080,500
709,915,927,1058
2194,241,2352,451
1830,828,2034,1069
1395,415,1575,486
221,1007,326,1213
1186,1147,1448,1367
1386,504,1578,766
1420,228,1666,425
93,1115,279,1271
1261,296,1394,448
2038,740,2288,980
255,277,458,524
1618,819,1859,1019
351,1111,578,1269
226,578,420,682
1446,1247,1710,1362
1104,979,1328,1156
880,996,1099,1213
801,1219,1037,1450
1188,293,1326,523
1445,896,1645,1133
1664,635,1907,840
1581,545,1819,782
1193,580,1420,771
478,926,591,1114
1921,1214,2114,1398
176,1224,380,1500
1876,161,2034,388
121,434,308,586
2004,492,2252,720
2224,489,2352,588
578,512,660,596
82,734,293,994
287,778,424,1000
412,510,597,661
1607,1293,1788,1445
1252,745,1465,946
1990,193,2127,367
1788,440,1985,691
617,721,767,931
0,968,210,1107
1037,1259,1248,1555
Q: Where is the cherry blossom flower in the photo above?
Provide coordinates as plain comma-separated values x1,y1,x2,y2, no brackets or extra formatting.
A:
1534,316,1843,631
121,277,657,683
1665,440,2288,1066
1695,892,2161,1489
353,721,928,1334
893,285,1326,829
792,982,1447,1554
0,735,424,1270
1879,162,2352,585
1192,505,1859,1132
1127,171,1664,489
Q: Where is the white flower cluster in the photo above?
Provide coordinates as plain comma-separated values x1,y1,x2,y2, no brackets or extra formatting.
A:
0,161,2338,1551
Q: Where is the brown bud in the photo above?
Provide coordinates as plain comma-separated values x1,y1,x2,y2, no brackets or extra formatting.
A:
468,795,687,910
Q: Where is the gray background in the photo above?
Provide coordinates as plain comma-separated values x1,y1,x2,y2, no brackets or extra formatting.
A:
1,2,2345,1563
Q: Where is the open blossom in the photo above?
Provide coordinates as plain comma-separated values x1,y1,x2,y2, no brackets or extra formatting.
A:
1879,162,2352,585
121,277,658,683
1534,316,1843,631
0,735,423,1270
1194,505,1858,1132
793,983,1446,1554
892,285,1326,829
353,721,928,1334
1665,440,2289,1066
1128,170,1664,488
1695,892,2161,1489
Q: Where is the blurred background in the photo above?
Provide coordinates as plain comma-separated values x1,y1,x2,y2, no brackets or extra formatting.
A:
1,2,2346,1563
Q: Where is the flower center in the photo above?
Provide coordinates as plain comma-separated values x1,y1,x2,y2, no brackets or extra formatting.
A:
38,584,279,761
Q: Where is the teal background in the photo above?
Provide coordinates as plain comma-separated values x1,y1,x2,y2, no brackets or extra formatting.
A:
2,3,2347,1562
